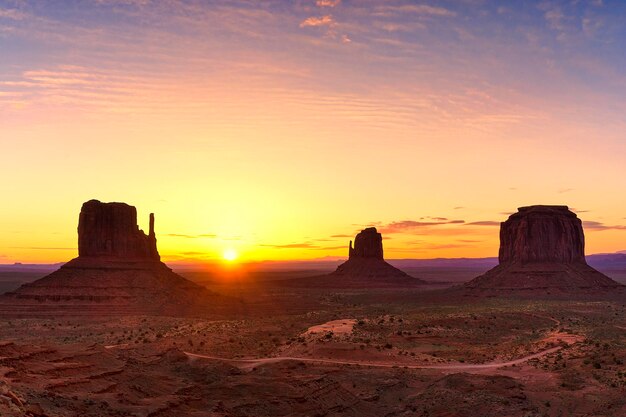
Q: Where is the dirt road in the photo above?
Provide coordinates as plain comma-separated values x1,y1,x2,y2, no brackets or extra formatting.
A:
185,345,565,371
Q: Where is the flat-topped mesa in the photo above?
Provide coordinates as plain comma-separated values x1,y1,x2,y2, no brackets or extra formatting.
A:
349,227,384,260
77,200,159,261
499,205,585,265
465,205,622,293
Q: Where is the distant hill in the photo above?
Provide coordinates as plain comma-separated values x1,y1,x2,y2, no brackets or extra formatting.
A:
587,253,626,269
3,252,626,273
0,263,63,273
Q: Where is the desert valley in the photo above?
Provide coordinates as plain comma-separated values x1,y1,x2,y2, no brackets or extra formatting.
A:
2,1,626,416
0,201,624,417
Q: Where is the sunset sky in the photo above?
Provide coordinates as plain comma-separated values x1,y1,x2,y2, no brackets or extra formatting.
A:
1,0,625,264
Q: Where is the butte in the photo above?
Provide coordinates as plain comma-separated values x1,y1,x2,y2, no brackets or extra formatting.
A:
287,227,424,288
464,205,623,295
1,200,221,315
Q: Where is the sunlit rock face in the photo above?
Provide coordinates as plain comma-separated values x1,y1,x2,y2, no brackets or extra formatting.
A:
78,200,159,260
498,205,585,264
465,205,622,293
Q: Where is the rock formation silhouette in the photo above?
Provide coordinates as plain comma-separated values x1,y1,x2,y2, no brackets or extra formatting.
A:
77,200,159,260
4,200,219,313
329,227,424,285
465,205,622,293
348,227,384,260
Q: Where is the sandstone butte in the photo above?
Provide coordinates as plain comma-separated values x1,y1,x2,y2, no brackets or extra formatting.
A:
329,227,425,285
3,200,221,314
464,205,623,293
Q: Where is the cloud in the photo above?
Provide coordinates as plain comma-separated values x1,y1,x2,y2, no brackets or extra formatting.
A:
374,4,456,17
10,247,76,250
300,15,334,28
543,7,565,32
165,233,217,238
95,0,151,5
330,234,352,238
316,0,341,7
260,240,347,250
261,242,319,249
557,188,573,194
0,7,26,20
380,219,465,234
179,251,208,256
465,221,500,226
583,221,626,231
453,206,465,210
388,242,468,251
313,245,346,250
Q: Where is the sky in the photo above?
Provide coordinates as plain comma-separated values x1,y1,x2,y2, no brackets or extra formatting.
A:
1,0,625,265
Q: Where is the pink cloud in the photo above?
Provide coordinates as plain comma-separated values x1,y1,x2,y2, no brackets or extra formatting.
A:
300,15,334,28
316,0,341,7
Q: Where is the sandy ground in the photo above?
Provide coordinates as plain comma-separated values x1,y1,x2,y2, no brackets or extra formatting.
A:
304,319,356,336
0,281,625,417
185,320,584,372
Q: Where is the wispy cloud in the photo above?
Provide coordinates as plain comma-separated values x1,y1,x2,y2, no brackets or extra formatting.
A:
261,242,319,249
316,0,341,7
300,15,334,28
0,7,26,20
313,245,346,250
165,233,217,239
583,221,626,231
465,221,500,226
10,247,76,250
379,219,465,234
373,4,456,17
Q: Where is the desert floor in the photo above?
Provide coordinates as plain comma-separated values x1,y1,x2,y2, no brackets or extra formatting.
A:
1,268,625,417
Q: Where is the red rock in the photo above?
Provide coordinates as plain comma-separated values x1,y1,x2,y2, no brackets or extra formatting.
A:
78,200,159,260
465,205,622,293
4,200,220,313
327,227,424,286
498,205,584,264
349,227,383,260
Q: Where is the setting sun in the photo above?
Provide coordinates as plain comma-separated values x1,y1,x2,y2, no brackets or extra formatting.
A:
223,249,238,262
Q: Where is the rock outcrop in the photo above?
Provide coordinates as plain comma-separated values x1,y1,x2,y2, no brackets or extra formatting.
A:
498,205,584,264
78,200,159,260
465,205,622,293
324,227,424,287
3,200,220,314
349,227,384,260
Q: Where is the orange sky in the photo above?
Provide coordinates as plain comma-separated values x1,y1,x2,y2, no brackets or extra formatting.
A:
1,1,625,264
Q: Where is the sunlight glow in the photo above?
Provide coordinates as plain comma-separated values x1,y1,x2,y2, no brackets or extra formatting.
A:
223,249,238,262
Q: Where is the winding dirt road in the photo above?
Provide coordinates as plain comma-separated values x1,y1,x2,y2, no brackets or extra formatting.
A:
185,345,565,371
185,316,582,371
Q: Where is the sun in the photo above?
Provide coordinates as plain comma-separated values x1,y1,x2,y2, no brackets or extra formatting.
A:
223,249,238,262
